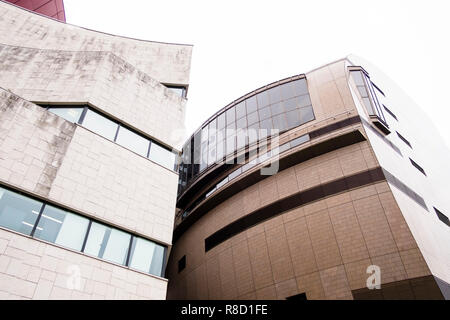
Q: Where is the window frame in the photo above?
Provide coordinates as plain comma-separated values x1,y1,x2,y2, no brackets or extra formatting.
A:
0,184,168,278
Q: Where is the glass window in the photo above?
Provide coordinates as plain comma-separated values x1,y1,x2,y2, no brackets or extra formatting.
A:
201,126,209,143
286,110,301,129
129,237,166,277
116,126,150,157
273,113,288,131
270,102,284,116
82,109,118,141
34,205,89,251
267,86,282,104
357,86,369,98
149,143,176,170
235,102,246,120
290,134,310,148
300,106,315,123
298,94,312,108
247,111,259,125
260,118,273,132
236,116,247,129
208,119,217,145
236,129,248,150
284,97,298,112
281,82,295,100
208,144,216,165
217,113,226,130
258,106,272,121
351,71,365,86
226,107,235,124
229,167,242,180
292,79,308,96
48,107,83,123
0,187,42,235
248,122,259,144
166,87,185,97
216,140,225,162
246,96,257,114
256,91,270,109
226,135,236,155
83,222,131,265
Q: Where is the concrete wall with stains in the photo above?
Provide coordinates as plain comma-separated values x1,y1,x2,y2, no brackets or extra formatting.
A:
0,44,186,149
0,0,192,86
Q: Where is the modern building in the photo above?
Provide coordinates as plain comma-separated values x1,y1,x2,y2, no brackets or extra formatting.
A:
167,56,450,299
4,0,66,21
0,1,192,299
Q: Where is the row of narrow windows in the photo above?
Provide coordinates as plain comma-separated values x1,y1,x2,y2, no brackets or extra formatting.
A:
39,104,178,171
0,185,167,277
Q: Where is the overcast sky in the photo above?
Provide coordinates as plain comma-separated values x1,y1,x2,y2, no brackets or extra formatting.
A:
64,0,450,148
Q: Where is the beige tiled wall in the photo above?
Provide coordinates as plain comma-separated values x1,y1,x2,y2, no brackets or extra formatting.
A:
0,229,167,300
167,137,430,299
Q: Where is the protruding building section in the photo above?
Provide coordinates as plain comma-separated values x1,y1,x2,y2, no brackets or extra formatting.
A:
167,57,450,300
3,0,66,21
0,0,192,299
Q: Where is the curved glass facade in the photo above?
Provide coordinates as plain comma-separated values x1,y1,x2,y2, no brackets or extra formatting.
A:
178,76,315,196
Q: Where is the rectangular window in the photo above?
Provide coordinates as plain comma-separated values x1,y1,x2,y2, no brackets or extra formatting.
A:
291,79,308,96
149,143,176,170
434,208,450,227
290,134,310,148
256,91,270,109
83,222,131,265
0,185,168,277
298,94,312,108
48,107,84,123
397,132,412,148
286,110,301,129
267,86,282,104
178,255,186,273
226,107,236,125
235,102,246,120
300,105,315,123
34,205,89,251
0,187,43,235
245,96,258,114
350,70,387,125
164,85,186,98
129,237,166,277
82,109,118,141
409,158,426,176
116,126,150,157
247,111,259,126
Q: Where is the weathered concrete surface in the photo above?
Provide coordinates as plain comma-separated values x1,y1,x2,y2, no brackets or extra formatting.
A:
0,0,192,86
0,44,186,149
0,88,75,197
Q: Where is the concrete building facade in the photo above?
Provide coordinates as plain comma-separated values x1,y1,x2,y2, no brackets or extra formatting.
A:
167,56,450,300
0,1,192,299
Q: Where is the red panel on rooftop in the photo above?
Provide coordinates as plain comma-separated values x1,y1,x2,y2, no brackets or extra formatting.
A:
5,0,66,22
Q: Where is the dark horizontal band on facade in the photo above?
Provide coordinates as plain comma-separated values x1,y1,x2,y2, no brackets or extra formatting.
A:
177,115,362,209
173,128,367,242
204,167,386,252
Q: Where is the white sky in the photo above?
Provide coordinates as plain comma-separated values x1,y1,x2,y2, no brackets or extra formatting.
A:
64,0,450,148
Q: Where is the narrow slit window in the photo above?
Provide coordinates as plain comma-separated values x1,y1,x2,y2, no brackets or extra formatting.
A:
178,255,186,273
397,132,412,148
383,105,398,121
409,158,426,176
434,207,450,227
